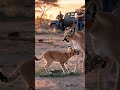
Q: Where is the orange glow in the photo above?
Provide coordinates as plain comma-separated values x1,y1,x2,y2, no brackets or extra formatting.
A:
35,0,85,19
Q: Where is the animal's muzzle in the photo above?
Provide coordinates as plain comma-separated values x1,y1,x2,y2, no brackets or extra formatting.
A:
77,50,80,55
63,36,69,42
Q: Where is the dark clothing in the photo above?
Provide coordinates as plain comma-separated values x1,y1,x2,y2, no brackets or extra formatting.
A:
56,14,63,30
76,12,84,31
56,14,63,22
77,20,84,31
77,12,84,21
57,21,62,30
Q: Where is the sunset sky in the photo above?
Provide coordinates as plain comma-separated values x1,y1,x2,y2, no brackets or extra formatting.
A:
35,0,85,20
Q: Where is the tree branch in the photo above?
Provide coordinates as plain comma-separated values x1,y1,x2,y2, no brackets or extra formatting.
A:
45,5,52,12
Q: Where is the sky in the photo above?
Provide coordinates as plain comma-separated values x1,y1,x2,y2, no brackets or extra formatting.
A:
35,0,85,20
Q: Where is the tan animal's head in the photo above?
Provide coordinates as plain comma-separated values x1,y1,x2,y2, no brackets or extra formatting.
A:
63,27,75,42
88,11,118,39
86,9,120,90
67,46,79,56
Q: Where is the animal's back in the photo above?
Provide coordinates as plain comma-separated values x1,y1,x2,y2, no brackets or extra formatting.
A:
73,31,85,50
88,10,120,60
19,59,34,84
44,51,66,62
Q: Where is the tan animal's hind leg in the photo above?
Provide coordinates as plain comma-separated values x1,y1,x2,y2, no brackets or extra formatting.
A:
44,61,53,74
74,52,85,73
98,59,115,90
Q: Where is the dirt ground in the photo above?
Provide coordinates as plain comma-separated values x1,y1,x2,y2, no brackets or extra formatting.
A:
35,32,85,90
35,31,117,90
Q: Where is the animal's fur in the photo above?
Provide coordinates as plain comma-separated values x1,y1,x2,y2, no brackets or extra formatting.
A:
86,1,120,89
63,28,85,73
0,58,36,90
36,47,79,74
87,8,120,90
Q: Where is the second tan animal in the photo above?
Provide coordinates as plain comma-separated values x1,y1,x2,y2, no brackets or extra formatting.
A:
36,47,79,74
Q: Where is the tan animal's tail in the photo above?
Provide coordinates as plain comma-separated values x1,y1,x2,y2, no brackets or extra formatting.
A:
35,55,39,61
36,53,44,61
0,67,20,84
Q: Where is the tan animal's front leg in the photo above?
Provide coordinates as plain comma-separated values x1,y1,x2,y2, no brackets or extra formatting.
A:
64,63,70,74
82,51,85,73
60,63,67,74
74,50,85,73
73,55,79,73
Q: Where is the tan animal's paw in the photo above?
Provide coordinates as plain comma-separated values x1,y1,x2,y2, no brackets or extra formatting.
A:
66,71,71,74
47,72,52,74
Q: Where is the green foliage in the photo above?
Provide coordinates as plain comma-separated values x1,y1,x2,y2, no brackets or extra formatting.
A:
35,69,80,77
35,0,59,25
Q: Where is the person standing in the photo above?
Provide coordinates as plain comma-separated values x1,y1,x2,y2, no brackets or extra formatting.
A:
56,11,63,31
76,9,84,31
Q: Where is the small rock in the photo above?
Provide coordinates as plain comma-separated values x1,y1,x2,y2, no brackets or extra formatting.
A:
38,39,43,42
66,85,68,87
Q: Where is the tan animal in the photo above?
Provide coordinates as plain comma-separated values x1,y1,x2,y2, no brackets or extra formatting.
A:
87,8,120,90
36,47,79,74
0,57,37,90
63,28,85,73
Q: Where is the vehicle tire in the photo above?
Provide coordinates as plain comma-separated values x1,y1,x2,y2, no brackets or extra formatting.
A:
51,24,57,30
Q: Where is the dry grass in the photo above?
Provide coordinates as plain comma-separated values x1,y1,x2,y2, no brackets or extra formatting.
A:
35,69,80,77
35,28,63,35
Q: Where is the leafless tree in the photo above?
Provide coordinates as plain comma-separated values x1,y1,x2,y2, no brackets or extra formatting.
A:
35,0,59,25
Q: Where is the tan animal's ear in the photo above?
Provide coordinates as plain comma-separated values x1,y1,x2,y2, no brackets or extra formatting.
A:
70,28,75,33
68,46,72,50
96,12,115,26
65,27,69,30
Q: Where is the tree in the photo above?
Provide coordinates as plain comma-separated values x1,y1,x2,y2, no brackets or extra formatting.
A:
35,0,59,25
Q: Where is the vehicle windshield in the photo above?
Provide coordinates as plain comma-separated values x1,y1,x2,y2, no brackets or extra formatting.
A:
65,12,77,19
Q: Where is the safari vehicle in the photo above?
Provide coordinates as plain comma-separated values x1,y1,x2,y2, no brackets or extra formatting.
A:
48,12,78,30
